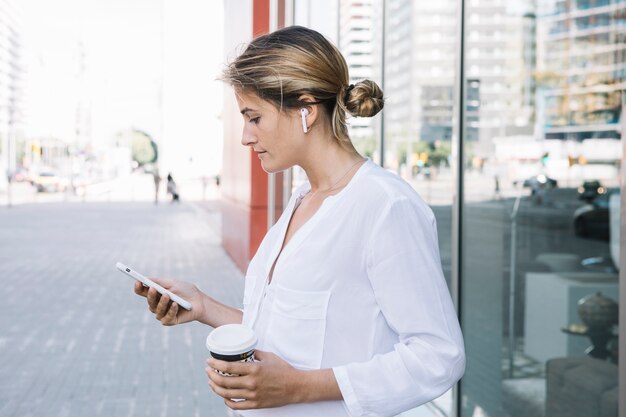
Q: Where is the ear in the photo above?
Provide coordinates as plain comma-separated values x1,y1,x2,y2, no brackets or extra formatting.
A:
297,94,320,132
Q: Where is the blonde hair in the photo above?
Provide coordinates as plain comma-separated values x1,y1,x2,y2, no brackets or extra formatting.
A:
222,26,384,149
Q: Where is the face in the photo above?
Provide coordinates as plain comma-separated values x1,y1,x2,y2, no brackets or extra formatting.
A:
236,90,304,173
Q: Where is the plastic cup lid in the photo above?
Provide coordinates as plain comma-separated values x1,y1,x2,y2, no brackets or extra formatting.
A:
206,324,257,355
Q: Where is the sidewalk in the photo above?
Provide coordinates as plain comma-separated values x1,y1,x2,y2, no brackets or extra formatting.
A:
0,200,243,417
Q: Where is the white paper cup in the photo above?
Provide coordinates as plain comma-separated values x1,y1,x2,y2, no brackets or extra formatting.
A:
206,324,257,376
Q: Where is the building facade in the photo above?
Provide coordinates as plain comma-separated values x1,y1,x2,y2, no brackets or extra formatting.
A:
537,0,626,141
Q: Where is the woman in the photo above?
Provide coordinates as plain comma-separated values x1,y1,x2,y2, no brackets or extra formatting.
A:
134,25,464,417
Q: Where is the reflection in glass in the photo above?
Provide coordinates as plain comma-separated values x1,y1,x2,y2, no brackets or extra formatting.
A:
339,0,382,160
462,0,622,417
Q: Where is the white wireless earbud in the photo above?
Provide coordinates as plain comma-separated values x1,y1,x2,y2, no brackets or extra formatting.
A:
300,108,309,133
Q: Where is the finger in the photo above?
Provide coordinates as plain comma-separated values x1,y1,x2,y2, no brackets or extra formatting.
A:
155,293,171,320
207,357,223,369
210,358,256,377
207,379,250,402
206,366,226,384
161,302,179,326
225,397,256,410
149,277,175,288
205,366,246,388
206,359,234,380
134,281,148,297
146,287,160,312
207,358,235,375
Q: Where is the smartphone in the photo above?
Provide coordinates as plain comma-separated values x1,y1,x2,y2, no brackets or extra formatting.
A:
116,262,192,311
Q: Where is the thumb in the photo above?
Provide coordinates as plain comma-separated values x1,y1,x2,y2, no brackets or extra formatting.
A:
252,349,272,361
149,277,175,289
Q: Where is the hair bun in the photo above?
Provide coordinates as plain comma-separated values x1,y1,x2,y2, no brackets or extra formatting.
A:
344,80,384,118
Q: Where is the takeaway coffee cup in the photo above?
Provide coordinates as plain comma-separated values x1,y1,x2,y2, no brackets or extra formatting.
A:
206,324,257,376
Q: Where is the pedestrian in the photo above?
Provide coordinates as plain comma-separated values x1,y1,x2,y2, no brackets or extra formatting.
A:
133,25,464,417
494,174,501,199
153,166,161,204
166,173,179,203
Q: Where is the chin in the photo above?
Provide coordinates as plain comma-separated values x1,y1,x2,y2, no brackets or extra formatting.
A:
260,159,292,174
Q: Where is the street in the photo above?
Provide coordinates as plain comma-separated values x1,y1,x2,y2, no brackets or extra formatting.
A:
0,201,242,417
0,172,448,417
1,173,219,207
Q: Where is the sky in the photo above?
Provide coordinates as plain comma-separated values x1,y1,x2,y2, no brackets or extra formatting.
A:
17,0,225,176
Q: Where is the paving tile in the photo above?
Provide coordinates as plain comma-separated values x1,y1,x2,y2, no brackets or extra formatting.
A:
0,201,243,417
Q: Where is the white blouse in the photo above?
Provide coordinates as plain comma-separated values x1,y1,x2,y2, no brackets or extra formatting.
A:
237,160,465,417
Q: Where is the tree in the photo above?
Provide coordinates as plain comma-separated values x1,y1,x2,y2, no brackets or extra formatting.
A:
116,129,158,166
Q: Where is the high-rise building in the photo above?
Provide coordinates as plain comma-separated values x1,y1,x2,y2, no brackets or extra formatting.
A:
0,0,24,189
536,0,625,141
74,41,92,149
379,0,536,161
339,0,377,141
466,0,537,153
374,0,456,167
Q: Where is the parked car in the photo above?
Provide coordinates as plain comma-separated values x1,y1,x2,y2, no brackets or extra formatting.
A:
32,172,67,193
577,180,606,203
12,167,29,182
573,188,618,240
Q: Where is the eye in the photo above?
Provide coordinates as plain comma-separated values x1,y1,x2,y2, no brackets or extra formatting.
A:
250,117,260,125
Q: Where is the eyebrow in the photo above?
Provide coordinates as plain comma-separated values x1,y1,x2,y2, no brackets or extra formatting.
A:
240,107,257,115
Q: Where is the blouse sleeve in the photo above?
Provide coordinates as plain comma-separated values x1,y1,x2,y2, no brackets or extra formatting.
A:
332,196,465,417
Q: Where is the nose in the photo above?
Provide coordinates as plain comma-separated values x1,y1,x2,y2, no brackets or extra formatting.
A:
241,125,257,147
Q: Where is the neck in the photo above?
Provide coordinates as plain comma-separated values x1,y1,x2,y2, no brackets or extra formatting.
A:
300,145,364,193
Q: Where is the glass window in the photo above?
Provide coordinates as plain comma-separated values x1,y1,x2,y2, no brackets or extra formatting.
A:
306,1,623,416
374,0,459,415
460,1,622,417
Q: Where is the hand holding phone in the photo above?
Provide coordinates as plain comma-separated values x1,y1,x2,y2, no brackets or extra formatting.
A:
116,262,193,311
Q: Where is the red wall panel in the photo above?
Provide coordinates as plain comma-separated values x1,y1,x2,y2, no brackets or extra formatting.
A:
222,0,286,273
253,0,270,37
221,12,252,272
